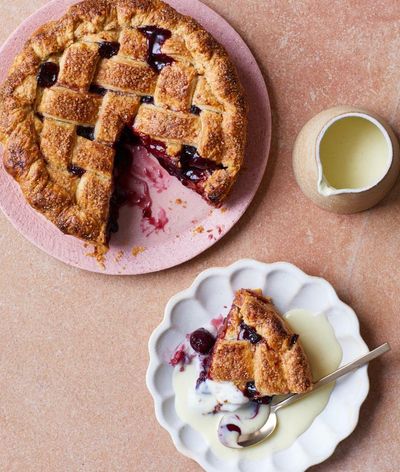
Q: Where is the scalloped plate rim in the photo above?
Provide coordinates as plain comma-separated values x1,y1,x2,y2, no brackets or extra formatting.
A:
146,259,370,471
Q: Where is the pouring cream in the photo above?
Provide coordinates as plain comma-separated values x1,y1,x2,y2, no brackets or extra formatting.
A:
318,114,392,194
172,309,342,460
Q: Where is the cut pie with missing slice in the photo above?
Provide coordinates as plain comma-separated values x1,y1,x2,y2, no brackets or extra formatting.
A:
209,289,313,397
0,0,247,251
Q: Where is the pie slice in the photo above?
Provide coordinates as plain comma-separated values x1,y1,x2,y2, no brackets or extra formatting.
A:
0,0,247,251
209,289,313,397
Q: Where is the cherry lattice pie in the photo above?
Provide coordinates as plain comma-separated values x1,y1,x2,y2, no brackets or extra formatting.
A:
209,289,313,397
0,0,247,249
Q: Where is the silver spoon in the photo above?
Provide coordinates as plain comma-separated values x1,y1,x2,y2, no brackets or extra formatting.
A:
219,342,390,448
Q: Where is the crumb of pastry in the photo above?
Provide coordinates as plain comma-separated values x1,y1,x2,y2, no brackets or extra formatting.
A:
175,198,187,208
220,207,228,213
114,250,124,262
86,244,107,269
193,225,204,234
131,246,145,256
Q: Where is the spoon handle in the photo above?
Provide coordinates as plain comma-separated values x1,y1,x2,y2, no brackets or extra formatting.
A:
272,342,390,412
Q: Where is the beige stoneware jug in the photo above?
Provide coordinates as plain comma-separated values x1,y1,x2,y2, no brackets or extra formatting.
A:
293,106,400,214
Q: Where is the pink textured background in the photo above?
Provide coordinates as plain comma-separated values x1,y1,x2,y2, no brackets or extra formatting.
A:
0,1,399,471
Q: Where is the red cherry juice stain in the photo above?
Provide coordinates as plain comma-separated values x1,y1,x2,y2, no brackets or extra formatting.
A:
127,174,169,235
143,166,166,191
113,136,169,236
140,206,169,236
132,147,170,193
211,314,225,331
169,343,194,371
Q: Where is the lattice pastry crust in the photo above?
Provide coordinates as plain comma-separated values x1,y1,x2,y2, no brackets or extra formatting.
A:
0,0,247,248
209,289,313,396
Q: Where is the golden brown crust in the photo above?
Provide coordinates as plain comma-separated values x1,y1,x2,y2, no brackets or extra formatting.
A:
119,28,148,60
133,104,200,143
95,92,140,144
38,87,102,125
94,58,158,94
209,289,313,396
0,0,247,247
210,340,254,390
40,120,75,168
72,138,114,174
57,42,99,91
154,62,196,112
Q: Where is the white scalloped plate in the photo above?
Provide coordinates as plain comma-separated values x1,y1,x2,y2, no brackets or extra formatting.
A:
146,259,369,471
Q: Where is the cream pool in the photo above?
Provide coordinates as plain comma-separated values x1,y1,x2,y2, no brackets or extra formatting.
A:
173,309,342,460
319,115,391,190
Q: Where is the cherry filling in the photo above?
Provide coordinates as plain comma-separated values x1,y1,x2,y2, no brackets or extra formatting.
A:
106,127,169,240
76,126,95,141
180,145,220,183
195,355,212,389
133,132,223,197
107,128,138,236
226,424,242,434
134,133,169,161
89,84,107,96
190,105,202,115
190,328,215,355
244,381,272,405
140,95,154,104
169,344,193,371
169,346,186,368
67,164,85,177
37,62,59,88
106,126,222,239
98,41,120,58
139,26,174,72
244,381,258,398
238,322,262,344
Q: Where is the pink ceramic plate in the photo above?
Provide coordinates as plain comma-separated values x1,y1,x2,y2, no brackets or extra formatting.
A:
0,0,271,275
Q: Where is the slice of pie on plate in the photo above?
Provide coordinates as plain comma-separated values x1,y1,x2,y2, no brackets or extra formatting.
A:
209,289,313,397
0,0,247,252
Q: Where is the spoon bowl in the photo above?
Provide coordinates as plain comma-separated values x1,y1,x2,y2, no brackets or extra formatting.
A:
237,409,277,448
218,343,390,449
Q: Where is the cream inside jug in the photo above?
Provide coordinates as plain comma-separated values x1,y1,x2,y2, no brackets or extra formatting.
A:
318,114,391,194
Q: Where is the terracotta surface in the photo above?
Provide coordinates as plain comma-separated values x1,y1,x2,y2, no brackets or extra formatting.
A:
0,1,399,471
